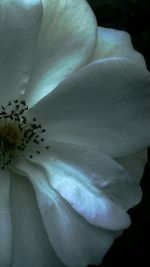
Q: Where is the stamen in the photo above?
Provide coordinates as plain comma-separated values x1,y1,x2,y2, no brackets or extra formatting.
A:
0,100,49,169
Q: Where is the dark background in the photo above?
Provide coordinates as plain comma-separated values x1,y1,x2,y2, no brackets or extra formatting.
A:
88,0,150,70
87,1,150,266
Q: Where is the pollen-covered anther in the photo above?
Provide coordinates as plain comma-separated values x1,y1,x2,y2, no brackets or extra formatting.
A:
0,100,49,169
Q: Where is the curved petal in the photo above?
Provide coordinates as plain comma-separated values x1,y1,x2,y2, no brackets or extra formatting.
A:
47,142,142,210
0,0,42,105
89,27,147,69
29,58,150,158
25,0,97,107
36,191,121,267
116,150,148,183
13,144,142,228
0,170,12,267
26,141,141,212
13,158,122,267
10,171,65,267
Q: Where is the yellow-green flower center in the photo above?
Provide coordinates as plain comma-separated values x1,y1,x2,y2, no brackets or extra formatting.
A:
0,100,49,169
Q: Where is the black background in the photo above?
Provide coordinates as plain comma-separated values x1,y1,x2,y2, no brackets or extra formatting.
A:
88,0,150,69
87,1,150,266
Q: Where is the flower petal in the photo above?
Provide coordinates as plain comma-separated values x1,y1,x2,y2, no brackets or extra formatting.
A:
36,191,121,267
26,142,141,217
13,158,122,267
14,144,143,266
0,170,12,267
89,27,147,69
10,171,64,267
29,58,150,158
0,0,42,105
116,150,148,183
24,0,97,106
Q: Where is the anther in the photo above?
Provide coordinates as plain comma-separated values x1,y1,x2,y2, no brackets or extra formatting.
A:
0,99,50,169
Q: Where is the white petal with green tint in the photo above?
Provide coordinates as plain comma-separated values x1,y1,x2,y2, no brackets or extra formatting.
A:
13,143,142,265
116,150,148,183
29,58,150,158
25,0,97,106
36,191,120,267
10,171,65,267
27,141,141,214
13,157,122,267
0,170,12,267
89,27,146,69
0,0,42,105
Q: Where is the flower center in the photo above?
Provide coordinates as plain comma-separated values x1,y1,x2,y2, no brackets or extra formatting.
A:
0,100,49,169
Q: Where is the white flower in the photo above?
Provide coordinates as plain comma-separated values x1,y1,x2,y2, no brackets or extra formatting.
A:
0,1,150,267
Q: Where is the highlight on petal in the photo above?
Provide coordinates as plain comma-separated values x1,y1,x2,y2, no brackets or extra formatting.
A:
48,160,131,230
0,170,12,267
29,58,150,158
89,27,147,69
10,171,65,267
13,139,142,266
25,0,97,107
36,191,121,267
0,0,42,105
13,157,121,267
35,142,141,215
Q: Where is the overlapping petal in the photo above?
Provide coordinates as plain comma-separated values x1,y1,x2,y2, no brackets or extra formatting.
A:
13,140,142,266
10,171,65,267
36,191,120,267
25,0,97,107
13,155,124,267
29,58,150,158
89,27,147,69
0,170,12,267
0,1,149,267
0,0,42,105
116,150,148,183
30,142,141,217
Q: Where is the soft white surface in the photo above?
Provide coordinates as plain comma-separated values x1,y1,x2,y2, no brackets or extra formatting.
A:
0,170,12,267
116,150,148,182
29,58,150,158
0,1,149,266
13,144,142,267
10,171,65,267
89,27,147,69
24,0,97,106
13,158,120,267
0,0,42,105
